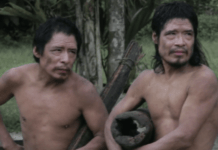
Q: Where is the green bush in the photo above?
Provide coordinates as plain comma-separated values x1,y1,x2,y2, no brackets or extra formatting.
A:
198,14,218,40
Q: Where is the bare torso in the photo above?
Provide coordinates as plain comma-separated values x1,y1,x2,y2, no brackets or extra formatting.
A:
142,66,218,150
12,64,90,150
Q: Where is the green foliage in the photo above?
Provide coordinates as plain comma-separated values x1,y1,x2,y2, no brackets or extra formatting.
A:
201,40,218,77
157,0,218,14
198,14,218,40
0,1,46,23
125,0,155,46
0,38,34,75
137,36,155,70
0,0,76,40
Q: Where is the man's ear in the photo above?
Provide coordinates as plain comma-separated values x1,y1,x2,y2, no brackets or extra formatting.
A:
152,32,158,44
33,47,41,58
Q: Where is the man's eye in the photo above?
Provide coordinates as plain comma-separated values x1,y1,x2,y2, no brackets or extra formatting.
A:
186,32,193,36
166,32,176,39
51,49,61,52
51,49,61,55
69,50,77,54
168,32,175,35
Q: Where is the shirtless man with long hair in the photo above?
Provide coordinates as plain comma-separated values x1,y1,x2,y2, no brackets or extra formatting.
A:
0,17,108,150
105,2,218,150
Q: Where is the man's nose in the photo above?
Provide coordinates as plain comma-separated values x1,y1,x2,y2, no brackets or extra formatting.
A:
61,52,70,63
175,34,185,46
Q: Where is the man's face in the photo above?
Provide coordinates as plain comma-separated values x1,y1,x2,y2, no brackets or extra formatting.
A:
35,32,77,80
153,18,195,68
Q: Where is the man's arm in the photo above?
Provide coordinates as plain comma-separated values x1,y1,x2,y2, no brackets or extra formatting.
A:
135,70,218,150
0,68,24,150
75,82,108,150
105,71,147,150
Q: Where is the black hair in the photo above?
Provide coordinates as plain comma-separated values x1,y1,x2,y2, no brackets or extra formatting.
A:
151,1,208,73
33,17,82,63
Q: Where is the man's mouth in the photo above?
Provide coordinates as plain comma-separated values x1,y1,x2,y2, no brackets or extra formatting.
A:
58,69,68,73
170,48,187,56
173,51,185,55
56,68,70,74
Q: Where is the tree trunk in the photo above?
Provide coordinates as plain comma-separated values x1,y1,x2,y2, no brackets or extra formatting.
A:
84,16,97,84
95,0,103,92
107,0,125,81
75,0,89,79
75,0,103,91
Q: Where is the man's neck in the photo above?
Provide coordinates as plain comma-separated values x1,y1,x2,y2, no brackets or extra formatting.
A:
162,62,192,79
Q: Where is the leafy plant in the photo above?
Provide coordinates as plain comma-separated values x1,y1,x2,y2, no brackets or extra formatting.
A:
198,14,218,40
0,0,46,23
0,0,76,40
125,0,155,46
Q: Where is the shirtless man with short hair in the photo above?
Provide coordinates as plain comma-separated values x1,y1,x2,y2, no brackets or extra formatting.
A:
0,17,108,150
105,2,218,150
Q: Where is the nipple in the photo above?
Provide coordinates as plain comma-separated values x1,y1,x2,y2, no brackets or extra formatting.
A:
22,116,26,122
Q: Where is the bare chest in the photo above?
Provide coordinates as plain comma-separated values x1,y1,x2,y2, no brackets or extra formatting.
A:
145,80,189,120
14,85,81,127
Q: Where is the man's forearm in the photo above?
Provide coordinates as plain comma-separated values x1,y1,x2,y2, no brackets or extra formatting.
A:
135,128,191,150
104,121,122,150
0,114,17,149
75,135,106,150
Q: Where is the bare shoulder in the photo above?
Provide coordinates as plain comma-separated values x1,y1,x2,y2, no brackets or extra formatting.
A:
1,63,37,84
138,69,155,77
190,65,218,86
72,73,96,93
188,65,218,98
72,73,99,102
0,63,38,96
130,69,154,88
124,69,155,100
71,73,105,111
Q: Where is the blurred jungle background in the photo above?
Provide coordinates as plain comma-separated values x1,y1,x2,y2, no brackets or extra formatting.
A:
0,0,218,132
